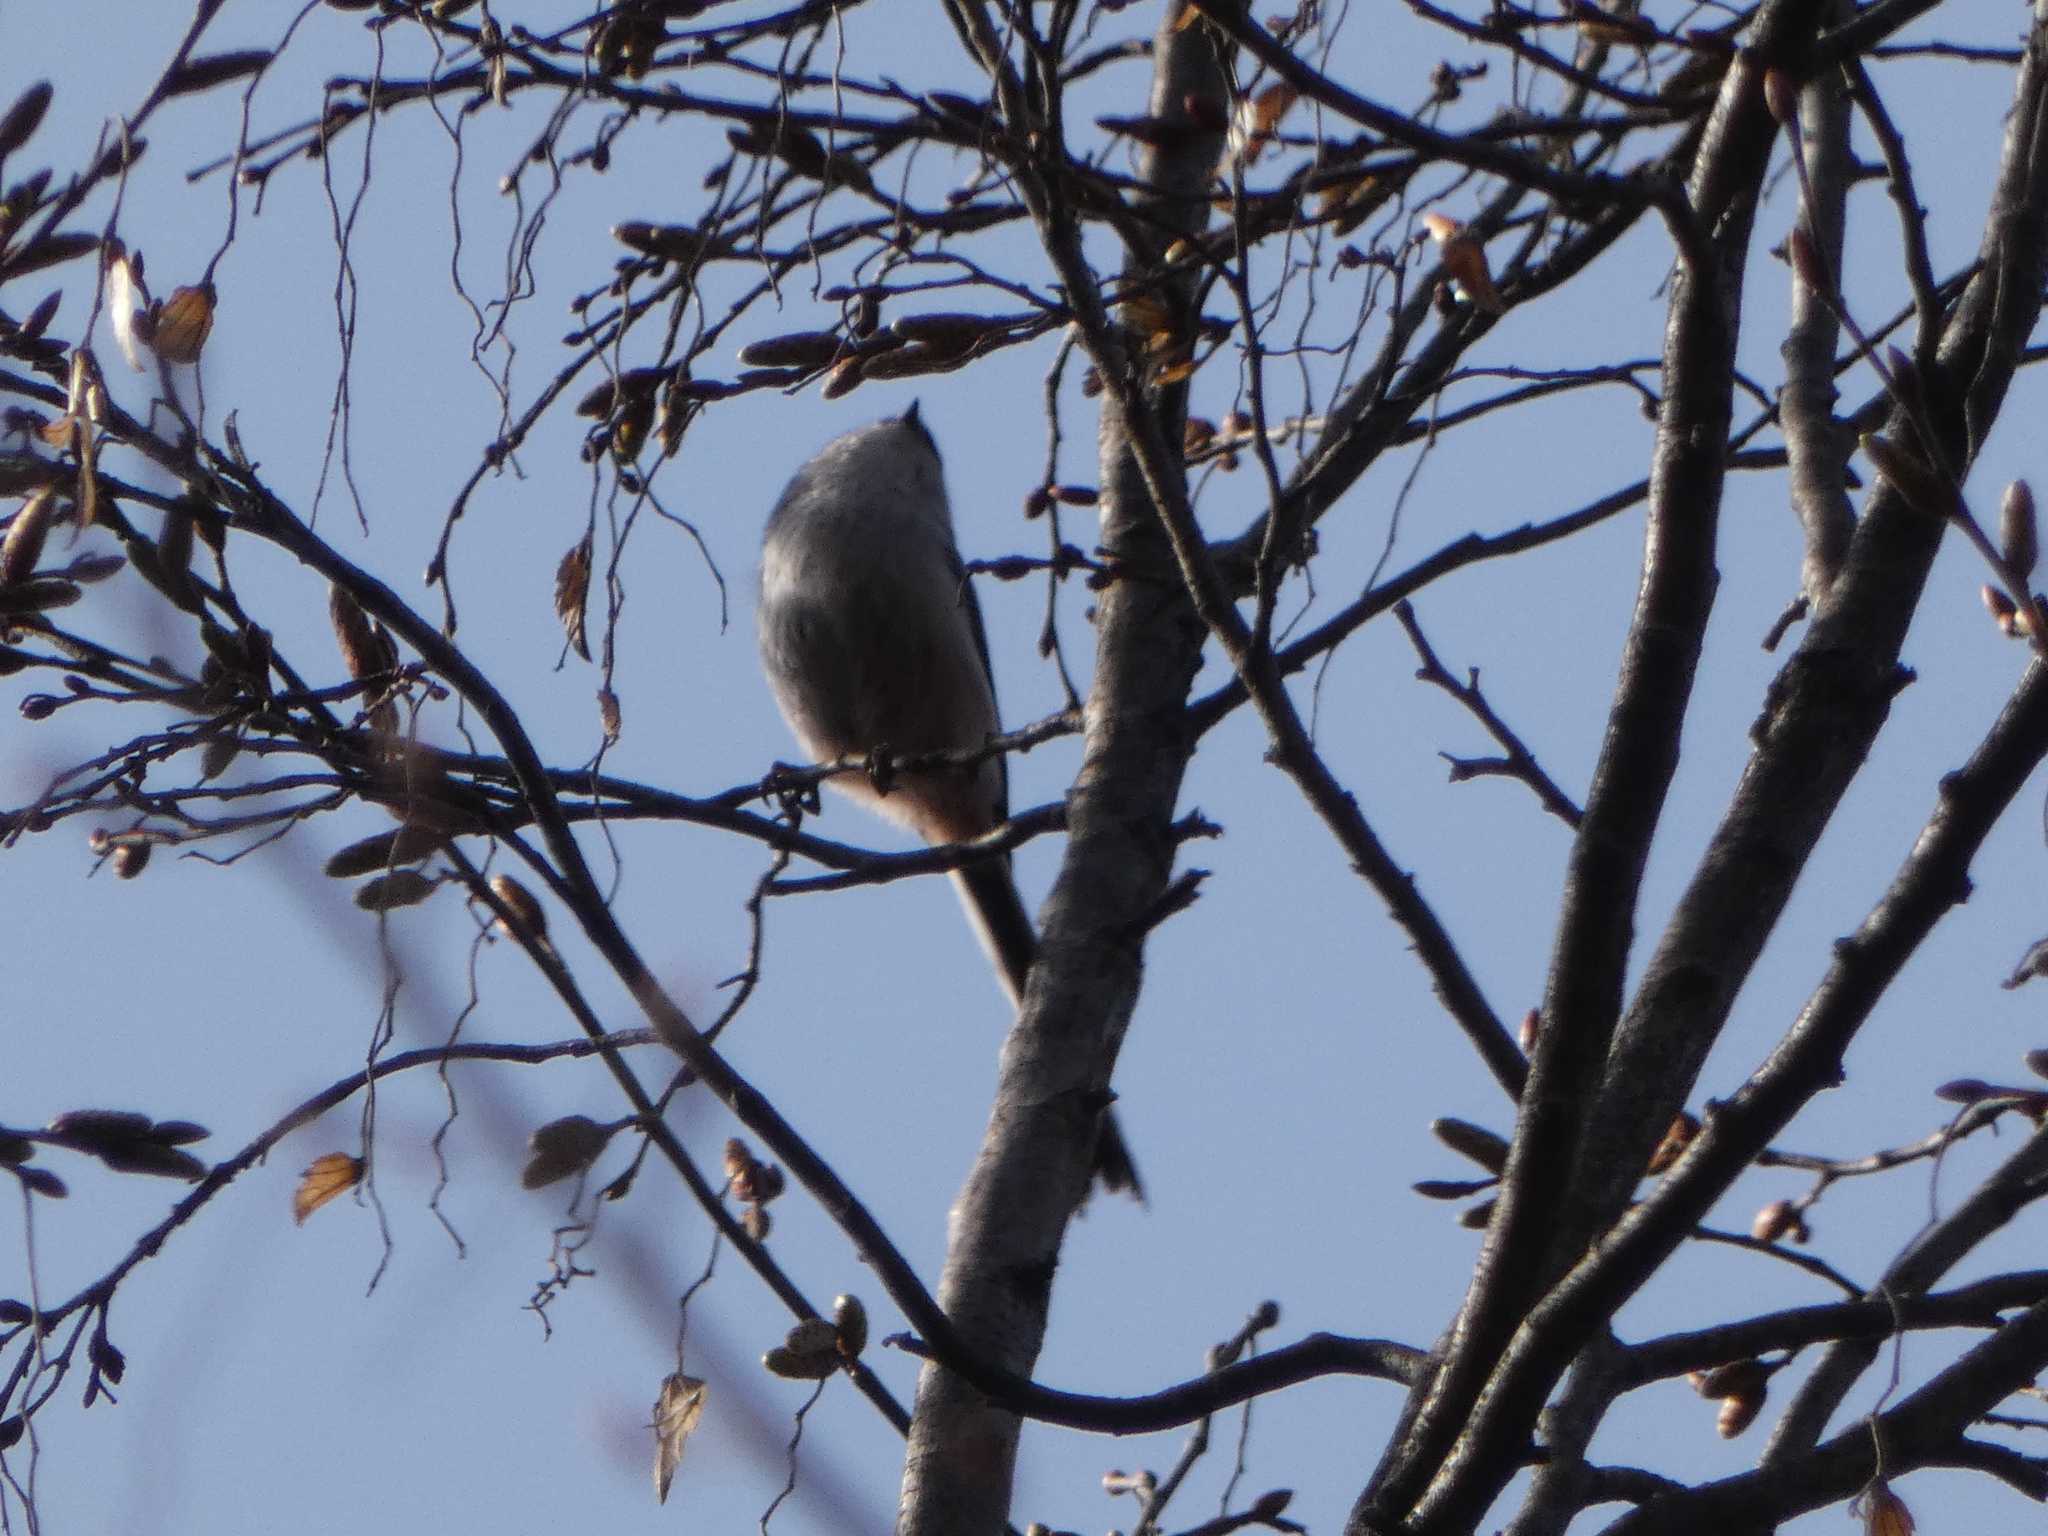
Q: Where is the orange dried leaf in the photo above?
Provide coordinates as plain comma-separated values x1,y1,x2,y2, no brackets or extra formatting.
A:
293,1152,363,1224
151,284,215,364
555,533,592,662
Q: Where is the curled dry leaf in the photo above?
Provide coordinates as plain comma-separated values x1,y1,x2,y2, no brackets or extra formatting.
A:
554,534,592,663
1422,213,1506,315
150,284,216,365
652,1372,707,1504
1230,81,1297,164
521,1114,613,1190
329,583,386,681
1852,1480,1916,1536
292,1152,363,1224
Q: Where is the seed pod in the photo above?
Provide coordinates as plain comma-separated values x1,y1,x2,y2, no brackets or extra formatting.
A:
2001,481,2037,580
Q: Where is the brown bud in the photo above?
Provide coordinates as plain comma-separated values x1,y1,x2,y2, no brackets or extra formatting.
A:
742,1205,772,1242
1762,68,1799,128
2001,480,2038,580
0,488,55,586
1432,1117,1509,1174
1518,1008,1541,1052
1861,432,1951,517
1984,583,2023,636
832,1293,868,1358
737,330,843,370
1693,1358,1768,1400
1716,1384,1765,1438
1786,224,1829,296
489,874,547,943
112,839,152,879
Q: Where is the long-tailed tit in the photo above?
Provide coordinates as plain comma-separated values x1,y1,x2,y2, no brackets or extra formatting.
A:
757,404,1140,1196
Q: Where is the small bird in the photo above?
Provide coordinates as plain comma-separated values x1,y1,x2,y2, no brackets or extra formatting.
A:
757,404,1140,1196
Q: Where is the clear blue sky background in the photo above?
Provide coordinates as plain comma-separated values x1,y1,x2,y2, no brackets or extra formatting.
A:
4,3,2047,1533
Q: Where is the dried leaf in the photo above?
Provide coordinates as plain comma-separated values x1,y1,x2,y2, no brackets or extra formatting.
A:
555,534,592,662
598,686,622,743
150,284,216,364
652,1373,707,1504
292,1152,363,1224
1422,213,1506,315
328,583,388,681
1645,1111,1698,1174
521,1114,613,1190
1853,1482,1915,1536
1230,82,1297,163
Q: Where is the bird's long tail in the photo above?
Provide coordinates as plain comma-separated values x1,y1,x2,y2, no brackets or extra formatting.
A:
953,861,1144,1200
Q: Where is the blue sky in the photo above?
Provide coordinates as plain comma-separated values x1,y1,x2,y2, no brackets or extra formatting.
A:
5,2,2048,1533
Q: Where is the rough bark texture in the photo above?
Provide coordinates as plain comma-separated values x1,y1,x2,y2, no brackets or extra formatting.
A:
895,8,1230,1533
